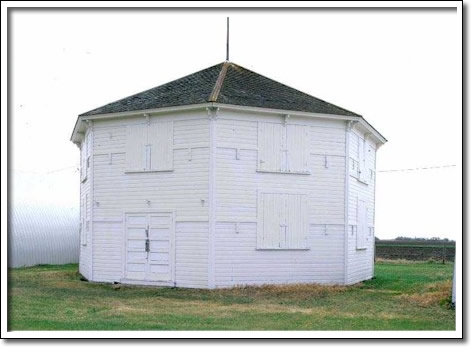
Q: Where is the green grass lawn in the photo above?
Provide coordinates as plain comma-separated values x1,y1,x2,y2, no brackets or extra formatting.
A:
8,261,455,331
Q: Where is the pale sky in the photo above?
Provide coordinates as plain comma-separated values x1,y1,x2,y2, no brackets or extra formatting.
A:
10,8,462,240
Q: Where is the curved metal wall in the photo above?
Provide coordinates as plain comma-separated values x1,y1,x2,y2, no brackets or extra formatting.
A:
9,170,80,268
8,204,80,268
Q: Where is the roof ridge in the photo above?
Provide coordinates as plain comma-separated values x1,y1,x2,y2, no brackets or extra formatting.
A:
208,62,230,102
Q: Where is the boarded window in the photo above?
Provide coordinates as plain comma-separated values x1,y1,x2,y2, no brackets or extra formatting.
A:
148,121,174,171
358,137,368,183
81,131,91,182
258,122,309,173
258,122,283,172
257,191,309,249
126,124,147,171
126,121,174,172
80,142,86,181
349,157,359,178
356,199,368,250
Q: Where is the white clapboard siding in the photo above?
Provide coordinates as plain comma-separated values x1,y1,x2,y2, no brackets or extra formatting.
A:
214,113,346,286
175,222,209,288
347,128,377,284
92,220,123,282
82,113,210,286
215,223,345,287
216,115,346,226
92,117,209,221
149,121,173,171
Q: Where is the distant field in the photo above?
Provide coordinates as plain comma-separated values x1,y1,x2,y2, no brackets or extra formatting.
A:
376,241,455,262
8,262,455,331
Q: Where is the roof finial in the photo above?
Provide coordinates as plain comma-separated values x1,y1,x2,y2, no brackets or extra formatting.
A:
226,17,230,61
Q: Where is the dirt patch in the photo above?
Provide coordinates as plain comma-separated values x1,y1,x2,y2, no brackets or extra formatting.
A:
375,258,430,264
213,282,352,300
399,281,452,307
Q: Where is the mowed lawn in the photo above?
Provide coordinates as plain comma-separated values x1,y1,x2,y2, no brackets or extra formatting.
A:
8,261,455,330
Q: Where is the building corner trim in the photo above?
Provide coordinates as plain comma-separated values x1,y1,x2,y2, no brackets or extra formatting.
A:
207,107,218,289
343,120,353,285
89,121,95,281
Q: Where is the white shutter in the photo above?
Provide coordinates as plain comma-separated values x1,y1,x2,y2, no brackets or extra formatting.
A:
258,122,283,172
356,200,368,249
80,142,86,181
258,192,283,249
285,193,309,249
286,125,309,173
126,124,147,171
80,132,90,181
149,121,174,171
358,138,367,183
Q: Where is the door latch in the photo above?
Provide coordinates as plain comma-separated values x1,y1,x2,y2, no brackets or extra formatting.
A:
145,239,150,252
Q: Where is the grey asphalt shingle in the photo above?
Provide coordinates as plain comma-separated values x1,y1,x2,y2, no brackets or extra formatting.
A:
80,62,361,118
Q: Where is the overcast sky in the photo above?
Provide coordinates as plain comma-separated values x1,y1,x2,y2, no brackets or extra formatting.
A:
10,8,461,240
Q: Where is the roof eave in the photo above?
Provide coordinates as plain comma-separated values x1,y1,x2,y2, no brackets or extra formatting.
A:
70,102,387,146
70,103,214,144
212,103,387,145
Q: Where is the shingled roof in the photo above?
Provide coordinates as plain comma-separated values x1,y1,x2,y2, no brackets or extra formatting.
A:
80,62,361,118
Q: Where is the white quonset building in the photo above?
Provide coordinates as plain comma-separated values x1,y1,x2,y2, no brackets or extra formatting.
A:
71,61,386,288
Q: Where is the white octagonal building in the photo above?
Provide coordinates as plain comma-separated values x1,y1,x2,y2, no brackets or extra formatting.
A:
71,61,386,288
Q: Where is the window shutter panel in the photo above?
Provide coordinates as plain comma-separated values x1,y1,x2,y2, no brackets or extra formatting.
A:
285,193,308,249
80,142,86,181
359,138,367,182
287,125,309,172
258,192,308,249
365,144,373,184
85,131,91,177
126,124,147,171
258,122,283,171
149,121,174,171
258,192,283,249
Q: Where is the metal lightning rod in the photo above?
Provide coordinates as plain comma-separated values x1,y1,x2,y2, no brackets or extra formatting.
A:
226,17,230,61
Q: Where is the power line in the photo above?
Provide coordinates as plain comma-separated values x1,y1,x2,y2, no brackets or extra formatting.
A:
378,164,457,173
11,166,79,175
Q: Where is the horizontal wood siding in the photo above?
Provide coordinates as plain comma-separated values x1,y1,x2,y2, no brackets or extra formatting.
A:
215,223,345,287
88,111,210,286
347,129,377,284
92,220,122,282
175,222,209,288
214,112,347,286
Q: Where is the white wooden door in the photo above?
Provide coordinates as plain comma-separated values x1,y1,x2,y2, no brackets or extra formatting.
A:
125,212,174,283
147,213,173,282
124,214,148,281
